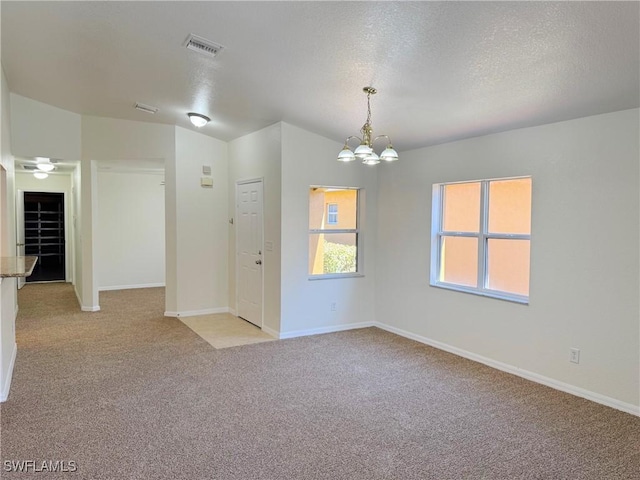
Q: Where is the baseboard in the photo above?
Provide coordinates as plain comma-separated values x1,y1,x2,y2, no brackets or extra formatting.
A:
278,321,375,340
0,342,17,402
164,307,229,318
261,325,279,339
374,322,640,417
74,285,82,308
81,306,101,312
99,283,165,292
74,286,100,311
228,308,237,316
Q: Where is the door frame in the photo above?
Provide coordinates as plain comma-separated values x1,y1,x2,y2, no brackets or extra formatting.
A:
235,177,264,328
17,188,74,285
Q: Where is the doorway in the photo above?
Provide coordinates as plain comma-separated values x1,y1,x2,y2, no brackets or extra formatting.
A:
236,179,263,327
23,192,65,282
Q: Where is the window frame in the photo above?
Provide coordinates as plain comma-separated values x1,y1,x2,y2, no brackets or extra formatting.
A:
309,186,362,280
327,203,338,225
430,176,531,304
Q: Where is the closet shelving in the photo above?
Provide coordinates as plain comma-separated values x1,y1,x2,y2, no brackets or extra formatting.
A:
24,194,65,281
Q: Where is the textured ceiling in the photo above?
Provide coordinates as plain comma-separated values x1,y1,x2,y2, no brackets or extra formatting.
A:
2,1,638,152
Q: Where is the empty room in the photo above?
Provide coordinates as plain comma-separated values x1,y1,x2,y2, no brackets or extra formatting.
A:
0,2,638,479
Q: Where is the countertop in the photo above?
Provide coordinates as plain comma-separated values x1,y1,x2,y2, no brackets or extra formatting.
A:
0,256,38,278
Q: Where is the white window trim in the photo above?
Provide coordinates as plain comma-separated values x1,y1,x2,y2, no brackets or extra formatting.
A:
309,187,361,278
327,203,338,225
430,177,531,305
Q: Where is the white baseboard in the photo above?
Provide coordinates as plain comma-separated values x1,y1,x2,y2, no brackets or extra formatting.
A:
99,283,165,292
261,325,279,339
74,286,100,311
0,342,17,402
74,285,82,308
228,308,237,316
374,322,640,417
164,307,229,318
278,321,375,340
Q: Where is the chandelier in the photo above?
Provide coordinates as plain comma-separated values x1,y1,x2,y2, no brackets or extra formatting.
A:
337,87,398,165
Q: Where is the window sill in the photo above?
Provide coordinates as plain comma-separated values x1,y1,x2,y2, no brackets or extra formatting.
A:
430,282,529,305
309,273,364,281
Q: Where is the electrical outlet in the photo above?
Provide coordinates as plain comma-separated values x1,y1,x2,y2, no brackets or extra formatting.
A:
330,302,337,312
570,348,580,364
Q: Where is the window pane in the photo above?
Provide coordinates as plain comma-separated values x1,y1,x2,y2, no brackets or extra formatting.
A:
488,178,531,234
439,236,478,287
309,233,357,275
309,188,357,230
442,182,481,232
487,239,530,296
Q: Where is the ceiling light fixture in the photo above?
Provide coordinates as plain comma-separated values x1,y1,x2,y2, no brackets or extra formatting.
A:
33,172,48,180
188,112,210,128
337,87,399,165
36,157,55,172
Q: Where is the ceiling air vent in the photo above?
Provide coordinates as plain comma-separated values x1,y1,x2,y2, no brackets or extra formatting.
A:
22,165,38,171
135,103,159,114
184,34,223,58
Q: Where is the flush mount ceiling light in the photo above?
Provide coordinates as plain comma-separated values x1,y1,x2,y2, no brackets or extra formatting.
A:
35,157,55,172
187,112,210,128
33,171,48,180
337,87,399,166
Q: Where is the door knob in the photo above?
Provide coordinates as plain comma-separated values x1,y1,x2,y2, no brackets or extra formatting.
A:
255,259,262,265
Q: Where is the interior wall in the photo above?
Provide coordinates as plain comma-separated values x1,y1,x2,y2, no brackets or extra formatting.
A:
9,93,81,161
96,171,165,290
0,66,18,401
9,93,83,303
280,122,378,337
81,115,175,311
15,172,75,283
172,126,228,315
228,123,282,334
376,108,640,410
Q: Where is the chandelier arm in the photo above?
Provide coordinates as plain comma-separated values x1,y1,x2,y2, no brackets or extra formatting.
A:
344,135,363,148
373,135,392,147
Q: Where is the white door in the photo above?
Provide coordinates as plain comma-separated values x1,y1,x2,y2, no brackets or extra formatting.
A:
16,190,26,289
237,180,263,327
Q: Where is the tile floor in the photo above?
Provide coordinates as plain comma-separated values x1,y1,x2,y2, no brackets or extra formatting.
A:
180,312,276,349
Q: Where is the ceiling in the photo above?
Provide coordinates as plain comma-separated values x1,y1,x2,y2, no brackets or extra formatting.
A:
2,1,638,152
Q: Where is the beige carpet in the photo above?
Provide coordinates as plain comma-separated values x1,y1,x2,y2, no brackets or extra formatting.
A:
2,282,639,479
180,312,275,349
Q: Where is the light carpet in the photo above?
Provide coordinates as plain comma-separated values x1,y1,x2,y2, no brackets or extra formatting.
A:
1,282,638,479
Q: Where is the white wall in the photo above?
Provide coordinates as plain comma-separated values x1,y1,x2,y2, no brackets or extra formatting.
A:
97,171,165,290
81,116,175,311
172,126,228,315
0,67,18,401
9,94,84,304
280,123,378,337
376,109,640,411
10,94,81,161
15,171,75,283
228,123,282,333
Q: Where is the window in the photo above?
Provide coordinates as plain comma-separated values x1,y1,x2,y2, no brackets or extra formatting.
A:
430,177,531,303
309,187,359,277
327,203,338,225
